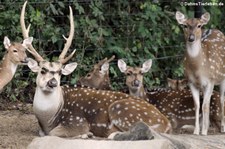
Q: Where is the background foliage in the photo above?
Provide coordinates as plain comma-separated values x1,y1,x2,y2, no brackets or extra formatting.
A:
0,0,224,102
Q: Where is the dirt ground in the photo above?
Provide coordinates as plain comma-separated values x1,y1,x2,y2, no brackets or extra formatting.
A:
0,102,225,149
0,103,39,149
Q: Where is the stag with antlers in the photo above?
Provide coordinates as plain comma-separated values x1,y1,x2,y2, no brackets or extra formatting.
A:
21,1,171,137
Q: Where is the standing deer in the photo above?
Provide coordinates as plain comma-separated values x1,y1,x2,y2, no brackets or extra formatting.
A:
0,36,33,92
118,59,221,133
21,1,171,137
176,11,225,135
77,55,115,90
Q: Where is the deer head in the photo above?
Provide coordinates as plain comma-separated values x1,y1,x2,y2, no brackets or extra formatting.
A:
77,55,115,90
176,11,210,43
0,36,33,91
118,59,152,97
21,1,77,93
3,36,33,65
167,78,188,91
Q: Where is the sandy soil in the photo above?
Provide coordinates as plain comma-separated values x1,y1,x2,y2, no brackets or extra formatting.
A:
0,104,39,149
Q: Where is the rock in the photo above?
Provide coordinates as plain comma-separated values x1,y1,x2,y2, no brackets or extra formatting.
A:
27,136,173,149
113,121,154,141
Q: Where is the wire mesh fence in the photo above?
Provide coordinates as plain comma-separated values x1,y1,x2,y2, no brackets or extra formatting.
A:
0,0,224,101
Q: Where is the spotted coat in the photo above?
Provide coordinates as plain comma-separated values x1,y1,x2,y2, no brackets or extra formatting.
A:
50,86,171,137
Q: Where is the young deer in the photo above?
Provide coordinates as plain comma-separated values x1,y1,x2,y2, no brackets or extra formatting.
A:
167,78,188,91
118,59,221,132
0,36,33,92
22,1,171,137
118,59,151,101
77,55,115,90
176,11,225,135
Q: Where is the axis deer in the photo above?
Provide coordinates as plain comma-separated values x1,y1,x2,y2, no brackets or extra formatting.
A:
77,55,115,90
118,59,221,133
117,59,151,101
176,11,225,135
21,1,171,137
167,78,188,91
0,36,33,92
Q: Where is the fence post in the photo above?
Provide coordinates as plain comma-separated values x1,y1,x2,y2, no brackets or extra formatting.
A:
194,0,203,18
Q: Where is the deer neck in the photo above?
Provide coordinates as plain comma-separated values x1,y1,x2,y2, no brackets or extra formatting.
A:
129,86,147,99
0,54,18,90
186,39,202,58
33,86,64,133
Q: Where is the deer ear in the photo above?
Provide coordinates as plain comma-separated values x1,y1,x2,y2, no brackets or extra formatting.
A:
167,78,177,89
61,62,77,75
200,12,210,25
118,59,127,73
22,37,33,48
27,58,40,72
141,59,152,73
175,11,187,25
3,36,11,50
100,62,109,74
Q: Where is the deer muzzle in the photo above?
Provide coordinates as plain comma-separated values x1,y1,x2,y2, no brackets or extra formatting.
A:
188,34,195,42
47,78,58,88
132,80,141,87
21,57,29,64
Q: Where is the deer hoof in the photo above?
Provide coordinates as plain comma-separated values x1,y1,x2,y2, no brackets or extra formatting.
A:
193,128,200,135
80,132,94,139
39,130,45,137
221,126,225,133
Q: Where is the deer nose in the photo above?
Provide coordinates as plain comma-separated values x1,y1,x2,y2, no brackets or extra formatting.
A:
47,78,58,88
21,57,29,64
132,80,140,87
188,34,195,42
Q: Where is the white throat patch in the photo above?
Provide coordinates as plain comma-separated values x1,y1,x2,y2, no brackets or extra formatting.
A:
10,63,18,75
186,40,201,58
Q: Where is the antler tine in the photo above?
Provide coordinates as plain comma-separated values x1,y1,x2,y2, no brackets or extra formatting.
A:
20,1,44,62
106,55,115,63
96,55,115,67
59,6,75,64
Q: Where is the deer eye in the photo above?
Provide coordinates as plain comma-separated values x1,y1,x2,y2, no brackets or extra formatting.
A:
86,73,91,77
183,25,188,28
41,70,46,75
13,49,18,53
197,25,202,28
41,68,48,75
126,72,132,76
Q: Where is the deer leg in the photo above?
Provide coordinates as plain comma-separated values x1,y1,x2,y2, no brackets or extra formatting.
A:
201,83,214,135
220,80,225,132
108,99,171,133
189,83,200,135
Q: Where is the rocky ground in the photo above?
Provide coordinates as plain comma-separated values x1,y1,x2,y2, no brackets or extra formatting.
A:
0,102,225,149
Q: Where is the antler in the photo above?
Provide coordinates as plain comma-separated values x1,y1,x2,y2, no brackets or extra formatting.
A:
20,1,44,62
58,6,76,64
106,55,115,63
95,55,115,67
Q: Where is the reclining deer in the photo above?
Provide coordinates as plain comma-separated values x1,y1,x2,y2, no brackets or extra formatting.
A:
0,36,33,92
77,55,115,90
118,59,221,133
176,11,225,135
21,1,171,137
